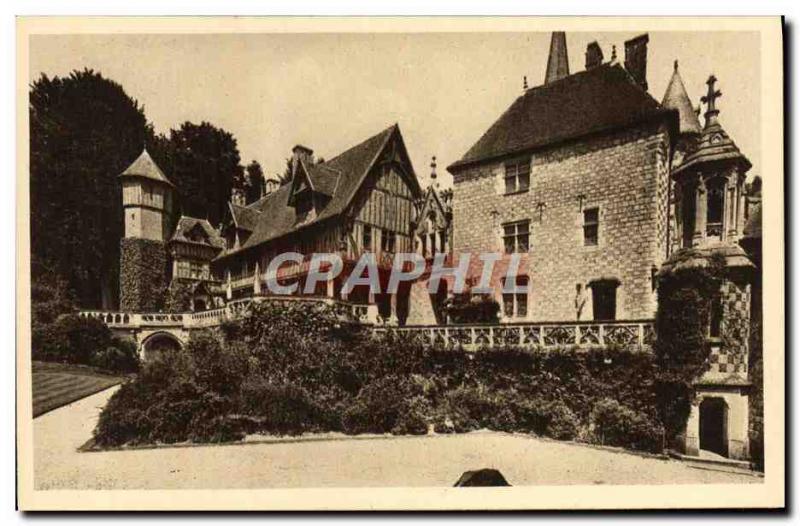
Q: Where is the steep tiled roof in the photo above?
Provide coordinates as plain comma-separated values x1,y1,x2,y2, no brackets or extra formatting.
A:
218,124,413,258
448,64,673,172
170,216,224,249
229,203,262,232
119,149,174,186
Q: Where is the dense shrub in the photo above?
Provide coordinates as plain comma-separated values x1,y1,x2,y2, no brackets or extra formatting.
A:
342,376,423,435
94,301,663,455
241,377,319,436
90,337,140,373
442,294,500,324
590,398,664,453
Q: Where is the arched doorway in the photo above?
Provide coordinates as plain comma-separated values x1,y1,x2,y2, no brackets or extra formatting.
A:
699,397,729,457
141,332,183,362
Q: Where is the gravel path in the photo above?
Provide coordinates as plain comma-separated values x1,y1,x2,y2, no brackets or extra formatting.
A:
34,387,759,490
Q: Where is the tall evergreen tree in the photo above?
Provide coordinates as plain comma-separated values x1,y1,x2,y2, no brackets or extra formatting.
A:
244,160,265,205
156,121,243,226
30,69,154,309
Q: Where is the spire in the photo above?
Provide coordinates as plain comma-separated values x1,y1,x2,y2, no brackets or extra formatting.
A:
701,74,723,128
661,60,702,135
544,32,569,84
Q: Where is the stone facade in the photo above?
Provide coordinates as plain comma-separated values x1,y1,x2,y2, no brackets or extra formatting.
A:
451,122,671,322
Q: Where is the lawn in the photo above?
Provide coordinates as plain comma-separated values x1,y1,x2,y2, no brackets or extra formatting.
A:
32,361,125,418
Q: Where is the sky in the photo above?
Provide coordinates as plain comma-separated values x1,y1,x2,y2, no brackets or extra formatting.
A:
29,31,761,188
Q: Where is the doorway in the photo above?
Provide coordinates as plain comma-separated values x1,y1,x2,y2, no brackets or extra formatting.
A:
699,397,729,457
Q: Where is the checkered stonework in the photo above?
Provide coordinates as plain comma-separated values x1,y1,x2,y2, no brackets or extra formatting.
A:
707,278,751,376
709,347,748,374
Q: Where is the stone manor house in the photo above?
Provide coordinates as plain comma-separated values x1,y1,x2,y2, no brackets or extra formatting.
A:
89,31,762,461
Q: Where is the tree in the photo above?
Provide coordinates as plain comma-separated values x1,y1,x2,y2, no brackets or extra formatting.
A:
30,69,155,309
244,160,265,205
153,121,244,226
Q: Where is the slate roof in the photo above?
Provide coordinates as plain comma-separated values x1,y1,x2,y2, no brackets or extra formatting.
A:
448,63,674,172
218,124,416,258
672,119,752,176
170,216,225,249
661,61,703,135
229,203,262,232
119,149,175,186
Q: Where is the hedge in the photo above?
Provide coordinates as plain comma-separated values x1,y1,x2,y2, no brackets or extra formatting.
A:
93,301,663,452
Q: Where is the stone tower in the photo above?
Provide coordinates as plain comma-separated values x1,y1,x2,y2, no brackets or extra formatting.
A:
662,74,755,460
119,149,174,312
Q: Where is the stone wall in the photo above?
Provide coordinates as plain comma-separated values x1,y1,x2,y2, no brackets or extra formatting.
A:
120,238,168,312
450,122,672,322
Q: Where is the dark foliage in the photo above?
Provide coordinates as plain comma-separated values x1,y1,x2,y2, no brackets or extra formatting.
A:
654,250,725,441
94,302,661,454
442,293,500,324
150,121,244,226
32,313,140,374
119,238,168,312
30,69,153,308
163,279,194,313
590,398,664,453
244,160,265,205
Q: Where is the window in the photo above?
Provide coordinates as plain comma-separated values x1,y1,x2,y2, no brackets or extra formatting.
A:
590,280,618,321
362,224,372,252
583,207,599,246
430,233,437,255
381,229,396,253
502,275,529,318
706,177,725,239
503,220,530,254
420,234,427,256
440,229,448,252
504,159,531,194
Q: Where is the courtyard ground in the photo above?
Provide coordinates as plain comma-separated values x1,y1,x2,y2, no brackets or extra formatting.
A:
31,361,124,417
34,387,759,490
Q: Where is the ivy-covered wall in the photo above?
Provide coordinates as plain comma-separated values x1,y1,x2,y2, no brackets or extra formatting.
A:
119,238,167,312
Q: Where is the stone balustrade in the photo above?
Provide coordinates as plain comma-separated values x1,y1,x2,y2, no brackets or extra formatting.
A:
81,306,653,352
372,319,655,351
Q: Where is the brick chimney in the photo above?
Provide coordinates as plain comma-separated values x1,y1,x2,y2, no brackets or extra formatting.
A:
624,34,649,91
292,144,314,168
585,41,604,70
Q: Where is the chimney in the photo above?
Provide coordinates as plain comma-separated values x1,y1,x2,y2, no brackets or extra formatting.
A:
585,41,604,70
624,34,649,91
265,178,279,195
544,32,570,84
292,144,314,169
232,187,246,206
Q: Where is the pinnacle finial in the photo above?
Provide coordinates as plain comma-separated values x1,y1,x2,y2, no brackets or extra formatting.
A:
700,74,723,127
523,75,528,90
430,155,437,180
674,59,678,71
611,45,617,62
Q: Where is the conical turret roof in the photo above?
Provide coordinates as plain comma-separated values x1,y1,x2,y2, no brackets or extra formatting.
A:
119,148,174,187
661,60,702,136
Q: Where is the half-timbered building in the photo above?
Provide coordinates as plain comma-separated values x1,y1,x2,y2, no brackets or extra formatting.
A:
212,124,424,324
